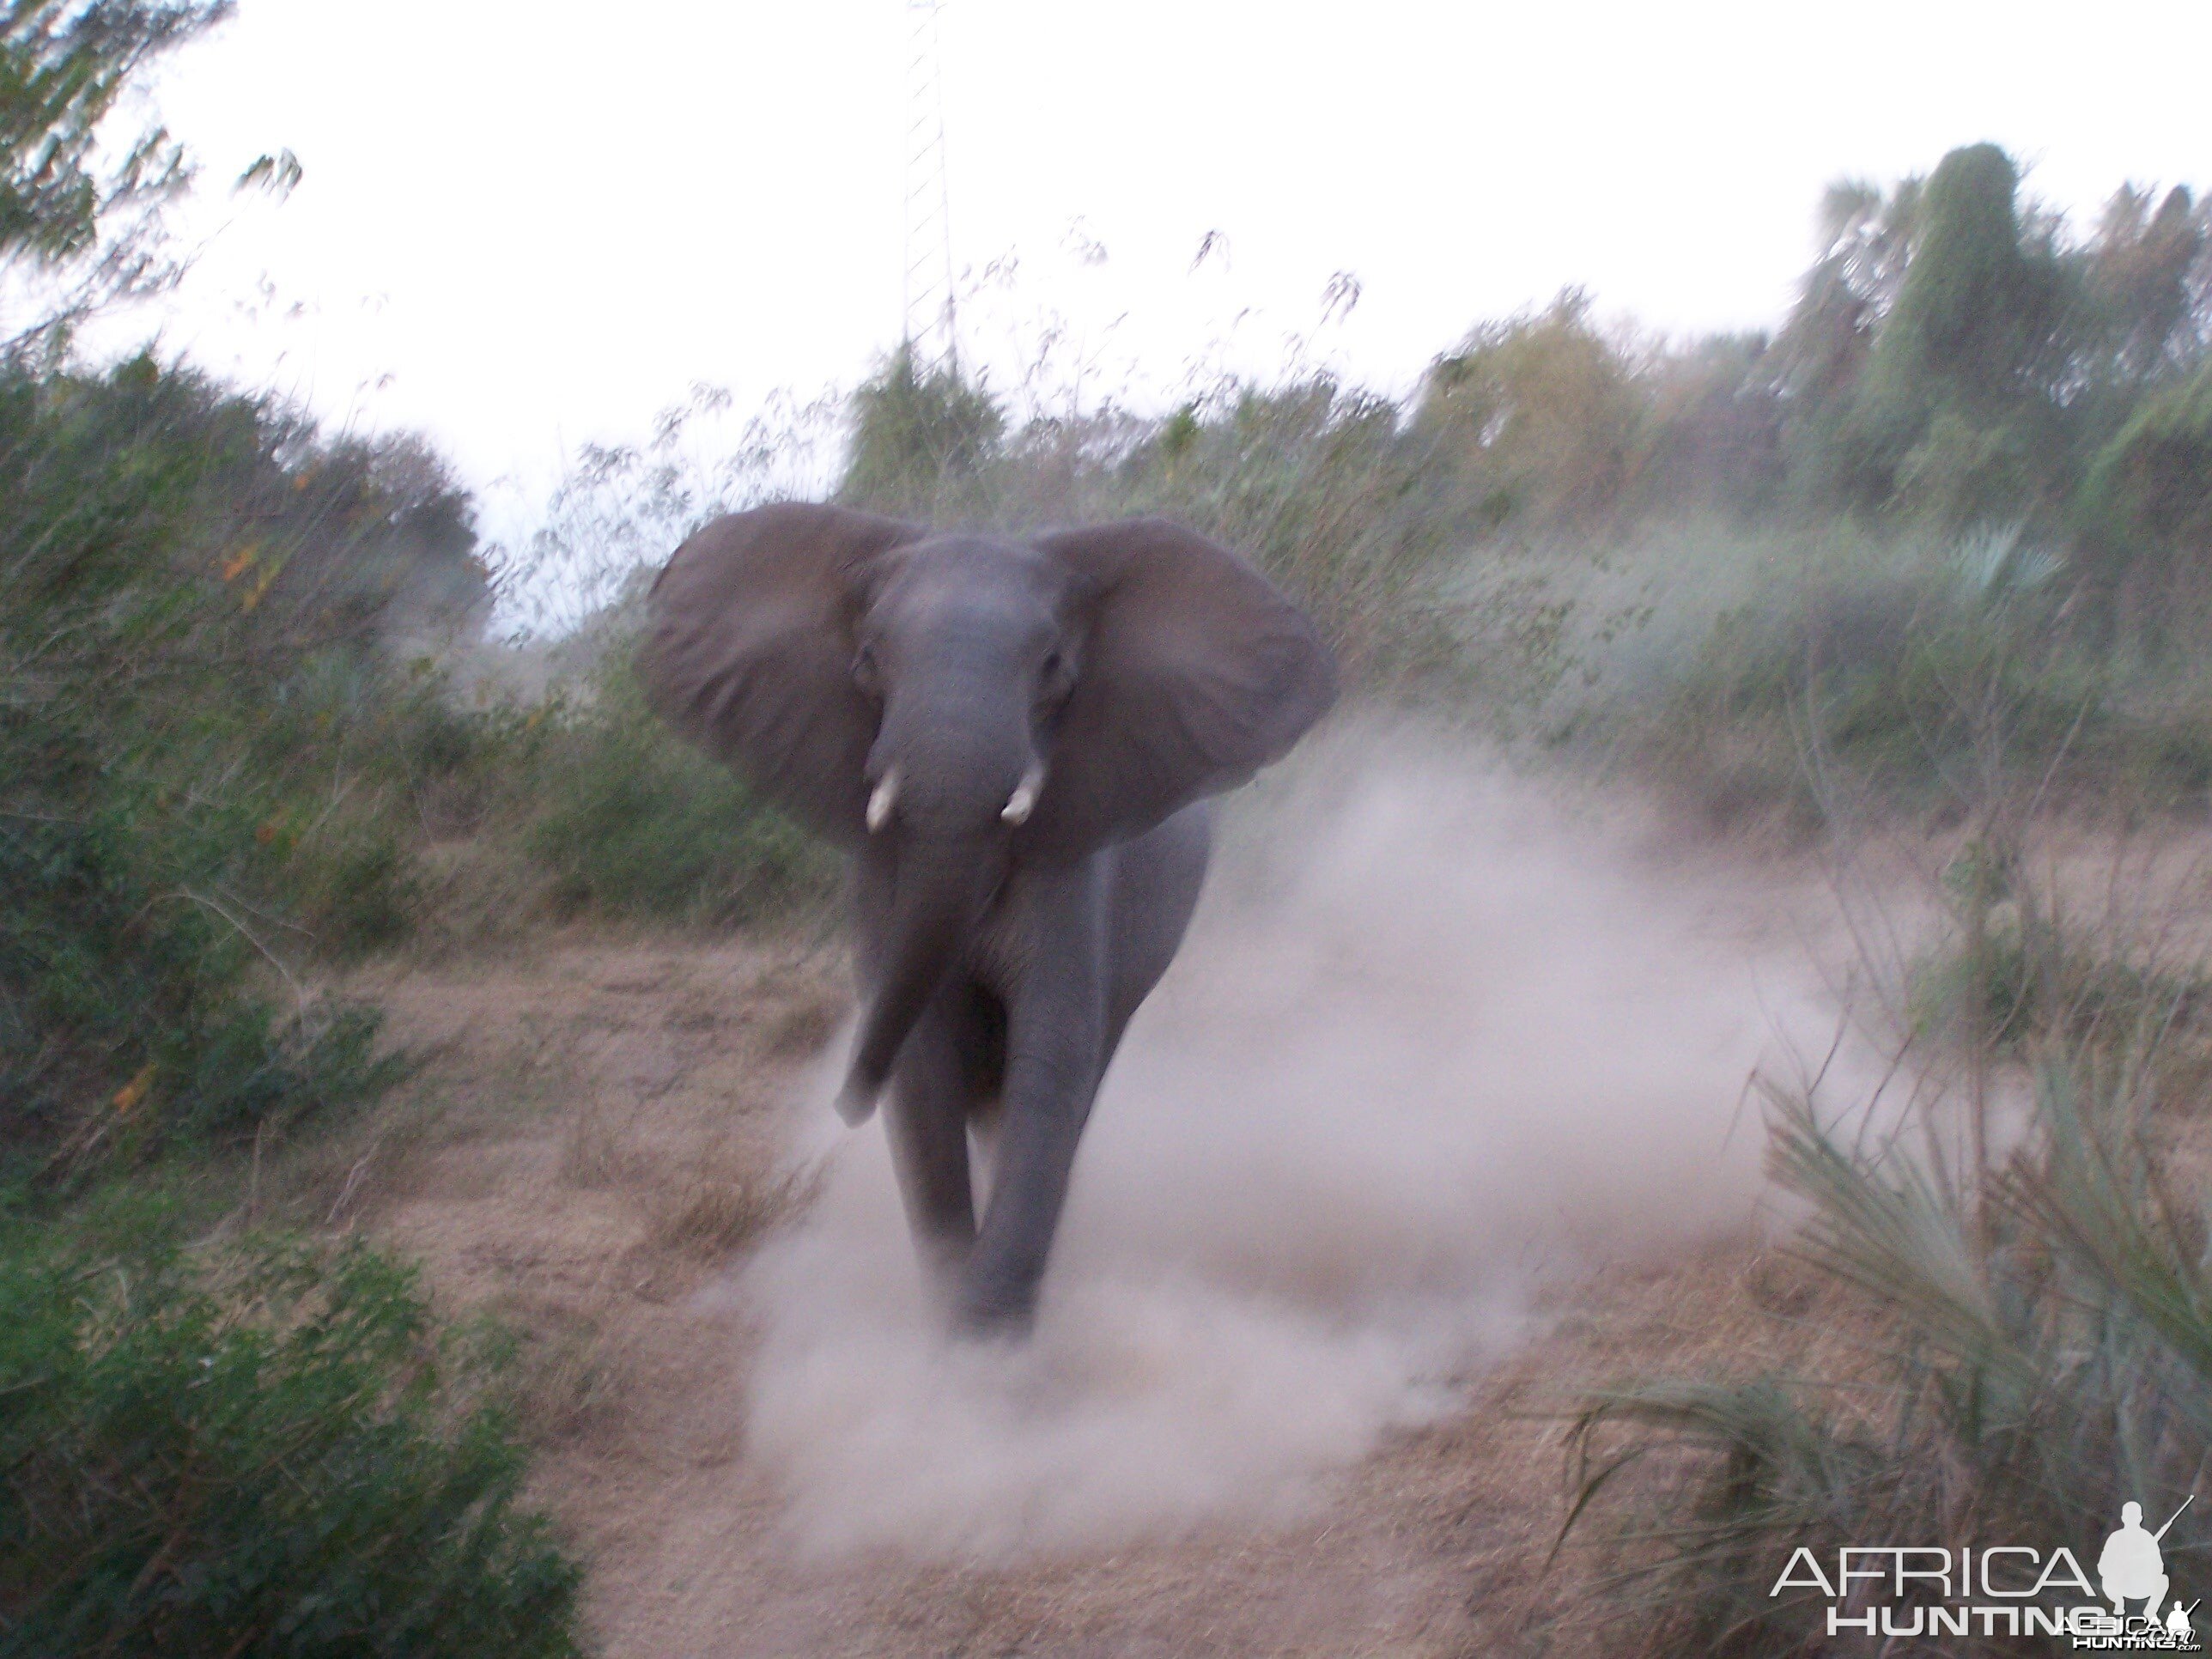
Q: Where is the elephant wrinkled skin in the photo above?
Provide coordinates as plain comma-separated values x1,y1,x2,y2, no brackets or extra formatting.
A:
638,504,1335,1334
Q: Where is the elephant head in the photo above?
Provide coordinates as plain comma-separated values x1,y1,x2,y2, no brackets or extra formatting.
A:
637,503,1336,1121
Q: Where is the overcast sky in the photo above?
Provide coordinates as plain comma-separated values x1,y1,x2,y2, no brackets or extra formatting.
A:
127,0,2212,541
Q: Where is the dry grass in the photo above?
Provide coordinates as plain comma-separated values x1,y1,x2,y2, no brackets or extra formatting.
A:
554,1097,814,1264
640,1155,816,1260
558,1103,654,1192
503,1297,621,1443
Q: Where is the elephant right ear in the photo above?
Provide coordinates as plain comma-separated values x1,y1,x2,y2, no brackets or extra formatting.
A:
637,503,923,845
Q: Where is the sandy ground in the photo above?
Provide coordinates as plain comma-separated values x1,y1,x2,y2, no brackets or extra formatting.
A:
296,749,1960,1658
328,933,1800,1658
276,731,2212,1659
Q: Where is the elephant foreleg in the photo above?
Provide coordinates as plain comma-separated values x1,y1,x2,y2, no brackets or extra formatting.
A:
883,997,981,1293
953,874,1107,1335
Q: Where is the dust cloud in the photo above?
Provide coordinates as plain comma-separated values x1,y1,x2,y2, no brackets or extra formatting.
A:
731,730,1869,1561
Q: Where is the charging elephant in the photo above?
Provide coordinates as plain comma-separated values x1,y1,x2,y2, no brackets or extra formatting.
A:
639,503,1335,1334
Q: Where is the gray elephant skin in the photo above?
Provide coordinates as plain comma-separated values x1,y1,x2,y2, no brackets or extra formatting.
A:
638,503,1336,1334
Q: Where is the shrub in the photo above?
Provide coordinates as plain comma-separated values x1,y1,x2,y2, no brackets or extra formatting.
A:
2080,360,2212,631
0,1212,582,1656
1561,821,2212,1655
0,358,491,1166
1415,290,1648,531
1907,900,2211,1061
1577,522,2212,824
1565,1067,2212,1656
523,659,837,925
0,805,400,1172
838,340,1006,516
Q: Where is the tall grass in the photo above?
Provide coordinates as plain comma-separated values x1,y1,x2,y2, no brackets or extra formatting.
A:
1566,1060,2212,1653
1559,781,2212,1653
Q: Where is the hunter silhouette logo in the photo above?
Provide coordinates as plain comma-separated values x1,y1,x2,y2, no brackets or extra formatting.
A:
2100,1498,2189,1621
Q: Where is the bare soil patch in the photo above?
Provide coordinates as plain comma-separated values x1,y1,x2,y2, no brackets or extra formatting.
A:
259,741,2212,1658
321,926,1795,1655
314,748,2212,1656
303,805,1878,1654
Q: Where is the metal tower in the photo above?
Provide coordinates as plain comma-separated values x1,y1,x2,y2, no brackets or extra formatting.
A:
902,0,958,371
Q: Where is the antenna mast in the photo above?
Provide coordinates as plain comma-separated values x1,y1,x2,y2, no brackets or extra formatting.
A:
902,0,958,373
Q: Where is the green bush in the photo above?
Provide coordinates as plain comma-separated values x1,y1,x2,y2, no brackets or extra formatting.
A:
0,21,589,1652
1908,906,2211,1059
1575,521,2212,823
523,660,836,925
2080,360,2212,629
0,1213,581,1656
0,806,400,1171
837,340,1006,516
1415,290,1648,530
0,357,496,1167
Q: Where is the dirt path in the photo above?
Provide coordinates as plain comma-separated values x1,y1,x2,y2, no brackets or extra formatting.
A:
281,740,2212,1658
329,935,1778,1657
313,757,1925,1656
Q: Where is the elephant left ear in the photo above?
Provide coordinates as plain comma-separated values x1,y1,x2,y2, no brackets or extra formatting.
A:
1026,518,1337,854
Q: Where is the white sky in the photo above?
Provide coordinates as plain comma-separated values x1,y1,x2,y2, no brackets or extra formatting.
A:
123,0,2212,544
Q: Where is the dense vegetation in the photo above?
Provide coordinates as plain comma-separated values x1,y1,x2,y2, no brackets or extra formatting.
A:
0,1207,580,1656
0,7,594,1651
793,146,2212,833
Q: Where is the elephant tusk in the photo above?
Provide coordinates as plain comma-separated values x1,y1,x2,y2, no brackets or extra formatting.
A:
866,770,899,833
1000,763,1044,825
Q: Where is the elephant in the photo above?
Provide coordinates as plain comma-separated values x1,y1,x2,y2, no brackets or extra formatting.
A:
638,503,1335,1334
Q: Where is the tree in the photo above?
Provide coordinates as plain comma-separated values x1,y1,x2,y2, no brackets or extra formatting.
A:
1871,143,2058,418
2080,360,2212,595
1416,291,1647,529
1774,175,1923,407
837,342,1004,516
2076,185,2208,386
1776,145,2067,528
1,0,233,350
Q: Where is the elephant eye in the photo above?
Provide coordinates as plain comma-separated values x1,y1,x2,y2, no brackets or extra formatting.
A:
852,642,882,695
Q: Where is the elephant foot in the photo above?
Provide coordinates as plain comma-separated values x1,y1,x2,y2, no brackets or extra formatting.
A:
911,1237,971,1308
833,1071,881,1126
949,1279,1036,1342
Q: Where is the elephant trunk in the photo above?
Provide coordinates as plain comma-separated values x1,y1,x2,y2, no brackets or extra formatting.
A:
836,835,999,1125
